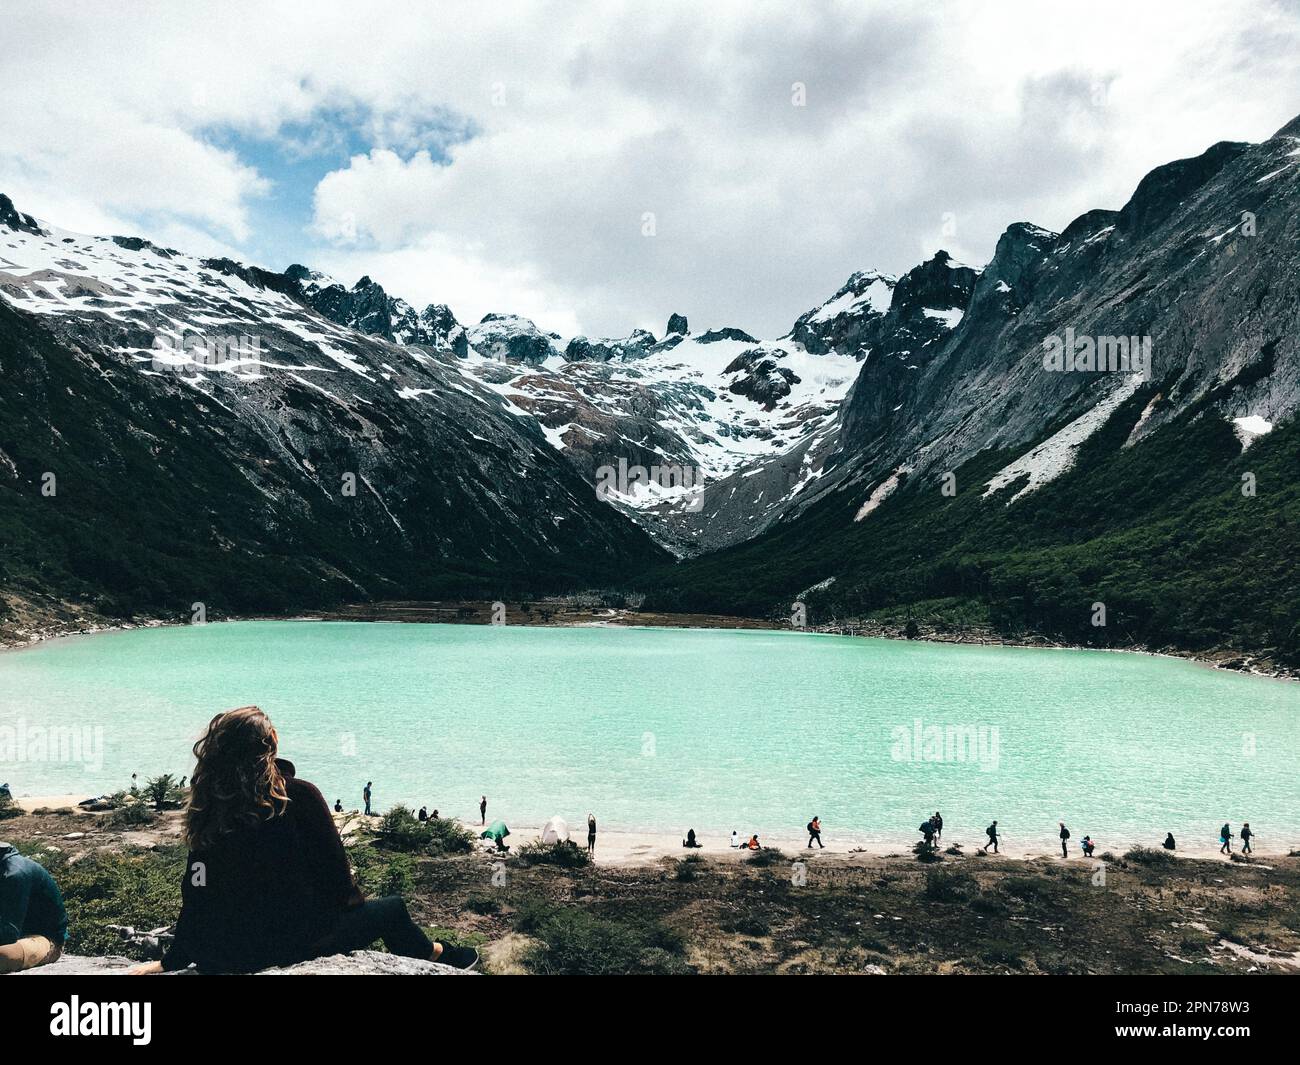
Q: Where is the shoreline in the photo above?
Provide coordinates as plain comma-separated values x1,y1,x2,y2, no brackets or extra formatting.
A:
1,600,1295,682
11,797,1291,866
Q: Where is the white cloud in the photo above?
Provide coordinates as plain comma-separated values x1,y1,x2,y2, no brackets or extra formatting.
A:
3,0,1298,335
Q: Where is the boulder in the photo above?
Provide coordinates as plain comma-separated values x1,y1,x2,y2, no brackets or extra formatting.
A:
19,950,476,976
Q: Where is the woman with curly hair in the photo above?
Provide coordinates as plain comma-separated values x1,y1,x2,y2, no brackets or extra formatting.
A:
131,706,476,973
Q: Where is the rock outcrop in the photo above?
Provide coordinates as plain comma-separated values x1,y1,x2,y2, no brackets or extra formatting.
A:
19,951,476,975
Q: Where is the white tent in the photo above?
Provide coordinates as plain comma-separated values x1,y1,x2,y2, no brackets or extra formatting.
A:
541,816,570,844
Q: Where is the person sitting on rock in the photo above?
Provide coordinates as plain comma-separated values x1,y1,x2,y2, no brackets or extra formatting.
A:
0,840,68,972
129,706,478,974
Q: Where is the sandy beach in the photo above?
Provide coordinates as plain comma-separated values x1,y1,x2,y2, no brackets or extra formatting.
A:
10,793,1289,865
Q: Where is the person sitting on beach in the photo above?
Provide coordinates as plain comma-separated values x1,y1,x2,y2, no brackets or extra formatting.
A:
985,820,999,854
730,830,740,849
333,798,343,813
1219,823,1232,855
129,706,478,974
746,835,761,850
1081,836,1095,857
0,840,68,973
807,817,824,849
431,809,439,820
1162,832,1176,851
683,828,701,848
418,806,428,822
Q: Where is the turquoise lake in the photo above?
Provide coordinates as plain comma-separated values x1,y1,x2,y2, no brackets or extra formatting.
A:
1,621,1297,850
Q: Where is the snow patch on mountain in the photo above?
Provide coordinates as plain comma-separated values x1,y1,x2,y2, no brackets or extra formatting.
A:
984,376,1143,503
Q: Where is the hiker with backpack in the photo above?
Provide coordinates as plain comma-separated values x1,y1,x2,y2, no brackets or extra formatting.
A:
985,820,999,853
920,817,936,851
1081,835,1095,857
1219,823,1232,854
807,816,824,849
1241,823,1253,854
1059,821,1070,858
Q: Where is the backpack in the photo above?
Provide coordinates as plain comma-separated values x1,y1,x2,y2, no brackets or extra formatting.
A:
920,822,933,834
1061,827,1070,839
807,821,815,834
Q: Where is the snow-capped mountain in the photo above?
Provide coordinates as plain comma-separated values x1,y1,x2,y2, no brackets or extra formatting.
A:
0,197,666,634
642,114,1300,667
3,110,1298,663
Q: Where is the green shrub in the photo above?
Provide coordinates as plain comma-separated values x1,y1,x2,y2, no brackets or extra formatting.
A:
464,894,500,915
1001,875,1060,903
514,839,591,869
106,800,155,828
0,789,20,820
354,850,417,897
1124,847,1176,866
674,859,700,882
969,894,1009,918
514,901,689,975
744,846,787,867
143,773,185,810
374,805,472,856
18,843,185,958
925,869,977,902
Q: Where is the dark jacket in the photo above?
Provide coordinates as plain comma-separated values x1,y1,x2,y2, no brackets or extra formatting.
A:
162,759,363,973
0,842,68,946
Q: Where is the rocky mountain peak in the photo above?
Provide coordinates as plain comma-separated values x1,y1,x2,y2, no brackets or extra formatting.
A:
1269,110,1300,140
666,312,688,335
0,193,43,235
889,251,979,317
1116,140,1250,238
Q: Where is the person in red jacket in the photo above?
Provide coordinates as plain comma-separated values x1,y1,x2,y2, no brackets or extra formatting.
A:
131,706,477,974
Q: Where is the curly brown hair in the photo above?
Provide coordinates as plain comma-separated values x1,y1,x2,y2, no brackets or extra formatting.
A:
183,706,290,850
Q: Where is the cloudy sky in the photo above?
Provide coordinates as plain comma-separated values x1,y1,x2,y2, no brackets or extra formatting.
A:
3,1,1298,338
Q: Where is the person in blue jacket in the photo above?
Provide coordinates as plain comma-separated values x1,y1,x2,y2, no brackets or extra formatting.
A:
0,840,69,971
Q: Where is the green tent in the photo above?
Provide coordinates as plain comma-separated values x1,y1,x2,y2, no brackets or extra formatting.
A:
480,820,510,843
